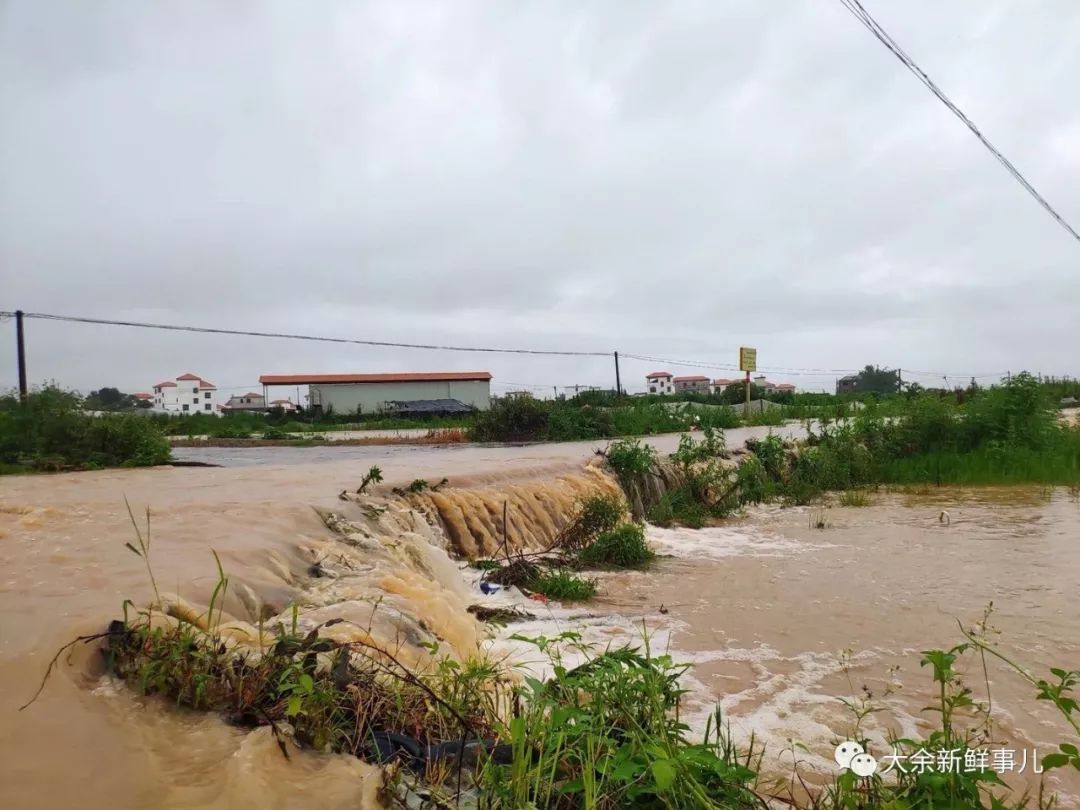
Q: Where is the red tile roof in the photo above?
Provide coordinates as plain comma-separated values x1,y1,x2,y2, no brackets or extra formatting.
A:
259,371,493,385
176,373,202,381
673,375,710,382
133,392,153,400
775,383,796,390
646,371,673,379
270,399,293,404
713,378,736,386
154,381,176,388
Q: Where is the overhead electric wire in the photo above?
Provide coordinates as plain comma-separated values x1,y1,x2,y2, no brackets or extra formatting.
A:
3,309,1020,384
2,311,609,357
837,0,1080,245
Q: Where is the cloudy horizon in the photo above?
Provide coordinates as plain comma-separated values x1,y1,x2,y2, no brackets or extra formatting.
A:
2,1,1078,396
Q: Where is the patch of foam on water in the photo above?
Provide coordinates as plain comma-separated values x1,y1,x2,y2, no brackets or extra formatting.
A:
646,523,832,560
673,643,928,779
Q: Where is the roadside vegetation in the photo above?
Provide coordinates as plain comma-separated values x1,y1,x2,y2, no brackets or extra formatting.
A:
0,386,170,473
598,372,1080,528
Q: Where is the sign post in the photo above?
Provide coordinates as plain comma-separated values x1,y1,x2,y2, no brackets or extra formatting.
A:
739,346,757,418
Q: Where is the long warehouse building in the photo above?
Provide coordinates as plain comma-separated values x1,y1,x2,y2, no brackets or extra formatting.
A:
258,371,492,414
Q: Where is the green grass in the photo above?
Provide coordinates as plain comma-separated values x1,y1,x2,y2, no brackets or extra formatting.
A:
578,523,655,567
880,445,1080,486
530,570,597,600
837,489,871,507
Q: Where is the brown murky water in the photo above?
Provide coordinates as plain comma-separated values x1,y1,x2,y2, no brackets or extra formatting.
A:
607,488,1080,800
2,429,1078,807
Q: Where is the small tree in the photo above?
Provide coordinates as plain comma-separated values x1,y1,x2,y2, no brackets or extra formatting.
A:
855,365,900,395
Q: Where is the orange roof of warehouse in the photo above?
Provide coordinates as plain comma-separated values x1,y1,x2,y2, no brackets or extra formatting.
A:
258,372,493,385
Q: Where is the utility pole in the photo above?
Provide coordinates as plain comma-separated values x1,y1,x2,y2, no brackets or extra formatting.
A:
613,351,622,397
15,310,27,400
896,368,902,394
744,370,751,418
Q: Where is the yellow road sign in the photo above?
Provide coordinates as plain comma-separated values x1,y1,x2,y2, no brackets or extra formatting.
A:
739,347,757,372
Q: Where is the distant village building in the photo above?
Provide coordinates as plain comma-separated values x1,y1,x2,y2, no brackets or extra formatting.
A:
836,375,859,394
258,371,492,415
646,371,674,395
504,390,534,400
270,398,298,412
712,378,737,394
673,375,711,394
152,373,219,414
132,392,153,404
752,377,797,396
222,392,267,412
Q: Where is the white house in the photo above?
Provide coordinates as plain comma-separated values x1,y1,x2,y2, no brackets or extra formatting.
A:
712,378,738,395
222,392,267,412
269,398,298,412
152,373,219,415
751,377,797,396
673,375,711,394
645,371,674,395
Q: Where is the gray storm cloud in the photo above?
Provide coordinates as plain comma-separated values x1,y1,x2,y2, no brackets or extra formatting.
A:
1,0,1077,395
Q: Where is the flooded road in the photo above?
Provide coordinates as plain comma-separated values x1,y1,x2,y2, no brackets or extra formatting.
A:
2,427,1079,807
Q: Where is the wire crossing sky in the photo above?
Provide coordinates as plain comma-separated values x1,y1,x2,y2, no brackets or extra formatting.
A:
838,0,1080,245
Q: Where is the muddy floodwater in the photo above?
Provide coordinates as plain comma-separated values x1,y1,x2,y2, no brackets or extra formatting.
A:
2,427,1079,808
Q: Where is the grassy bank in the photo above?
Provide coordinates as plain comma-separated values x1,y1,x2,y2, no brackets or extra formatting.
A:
0,386,170,472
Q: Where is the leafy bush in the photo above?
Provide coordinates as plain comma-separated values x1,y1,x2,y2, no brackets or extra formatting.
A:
557,493,625,550
578,523,655,567
469,397,551,442
545,404,614,441
0,386,170,471
647,487,709,528
605,438,657,480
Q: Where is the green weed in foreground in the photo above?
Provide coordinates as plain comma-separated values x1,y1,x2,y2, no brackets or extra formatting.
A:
578,522,655,568
531,570,597,600
479,633,761,809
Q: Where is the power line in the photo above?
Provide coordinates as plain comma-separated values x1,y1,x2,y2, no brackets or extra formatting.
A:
623,352,1009,381
622,352,859,377
837,0,1080,245
1,311,609,358
0,309,1020,384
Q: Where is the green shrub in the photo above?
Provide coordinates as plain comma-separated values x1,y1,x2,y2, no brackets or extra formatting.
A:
531,570,597,600
606,438,657,480
557,493,625,550
735,455,775,504
647,487,708,528
578,523,654,567
469,397,550,442
0,386,170,470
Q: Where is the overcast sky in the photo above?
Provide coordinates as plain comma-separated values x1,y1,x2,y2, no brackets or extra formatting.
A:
1,1,1078,396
